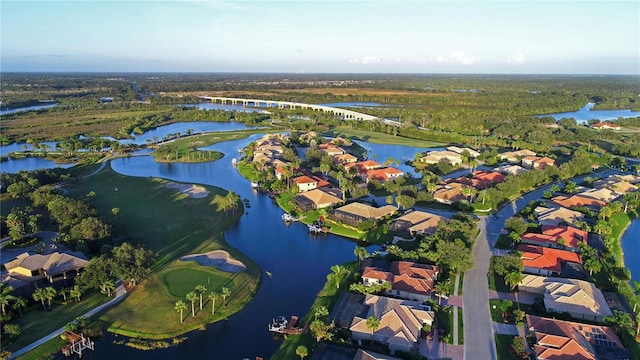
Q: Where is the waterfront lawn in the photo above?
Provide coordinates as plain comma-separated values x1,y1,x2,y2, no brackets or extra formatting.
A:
65,166,260,338
494,334,519,360
236,161,260,183
4,289,108,352
15,337,66,360
323,127,444,148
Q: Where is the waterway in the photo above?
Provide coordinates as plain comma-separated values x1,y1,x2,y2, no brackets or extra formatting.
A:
540,102,640,124
621,218,640,283
0,103,57,115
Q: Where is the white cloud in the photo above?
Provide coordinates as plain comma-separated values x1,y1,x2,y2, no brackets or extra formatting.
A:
349,56,381,64
508,52,525,64
432,51,480,65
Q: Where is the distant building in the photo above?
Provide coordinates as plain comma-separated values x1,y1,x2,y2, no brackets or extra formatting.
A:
590,122,621,131
493,164,527,176
498,149,537,163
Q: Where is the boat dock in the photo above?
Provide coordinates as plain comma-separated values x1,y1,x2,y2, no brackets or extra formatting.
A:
268,315,304,335
282,213,299,223
308,224,330,234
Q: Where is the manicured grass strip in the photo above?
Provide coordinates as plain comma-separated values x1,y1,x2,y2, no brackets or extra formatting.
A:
323,127,444,148
14,336,67,360
436,307,454,344
457,307,464,345
457,272,465,295
494,334,519,360
162,268,233,297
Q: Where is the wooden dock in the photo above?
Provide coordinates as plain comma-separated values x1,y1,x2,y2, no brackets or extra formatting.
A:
61,331,94,357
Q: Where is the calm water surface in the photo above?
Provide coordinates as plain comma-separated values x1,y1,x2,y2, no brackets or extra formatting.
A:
621,219,640,282
0,103,57,115
540,102,640,123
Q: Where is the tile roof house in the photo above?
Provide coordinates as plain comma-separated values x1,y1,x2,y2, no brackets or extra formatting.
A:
433,182,467,205
518,275,613,322
345,160,383,174
494,164,528,176
522,156,556,170
293,175,319,192
593,178,639,195
366,167,404,182
333,153,359,165
419,150,463,166
292,189,343,211
329,203,397,227
525,315,631,360
388,210,444,236
3,251,89,290
318,143,346,156
578,188,620,203
362,261,439,302
520,225,587,251
550,195,607,210
446,146,480,158
499,149,537,163
535,206,586,226
350,295,435,354
517,244,583,277
590,122,621,131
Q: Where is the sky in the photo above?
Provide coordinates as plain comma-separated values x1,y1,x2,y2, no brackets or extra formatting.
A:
1,0,639,74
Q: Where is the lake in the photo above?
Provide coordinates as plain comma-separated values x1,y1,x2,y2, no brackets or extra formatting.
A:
621,218,640,283
0,103,57,115
0,157,75,173
539,102,640,124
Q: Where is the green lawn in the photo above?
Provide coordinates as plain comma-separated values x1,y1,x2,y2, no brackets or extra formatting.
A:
494,334,519,360
457,307,464,345
323,127,444,148
62,166,261,339
488,271,514,293
236,161,260,182
436,307,454,344
14,336,67,360
3,289,108,352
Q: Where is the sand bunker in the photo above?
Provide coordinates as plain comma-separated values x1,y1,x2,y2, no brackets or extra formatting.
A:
180,250,246,273
166,182,209,199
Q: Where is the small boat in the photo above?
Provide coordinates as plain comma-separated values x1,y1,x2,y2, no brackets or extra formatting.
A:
268,316,288,332
231,158,238,166
250,182,259,188
308,224,323,233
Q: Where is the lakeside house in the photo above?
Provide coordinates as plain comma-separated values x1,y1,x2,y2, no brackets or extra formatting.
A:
498,149,537,163
519,275,612,322
298,131,318,144
525,315,631,360
334,153,359,165
418,150,463,166
450,170,506,190
593,177,639,195
388,210,444,236
2,251,89,296
365,167,404,183
520,225,587,251
350,295,435,354
329,202,397,227
534,206,586,226
446,146,480,158
292,188,343,211
318,143,347,157
517,243,584,278
361,260,439,303
578,188,620,203
293,174,330,192
590,122,621,131
433,182,467,204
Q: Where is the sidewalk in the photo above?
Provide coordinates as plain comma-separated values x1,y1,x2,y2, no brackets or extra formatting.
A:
8,280,127,360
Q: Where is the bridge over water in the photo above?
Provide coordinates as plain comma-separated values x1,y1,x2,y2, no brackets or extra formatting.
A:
198,96,379,121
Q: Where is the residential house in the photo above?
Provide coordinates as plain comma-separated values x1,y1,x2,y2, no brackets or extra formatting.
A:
446,146,480,158
590,122,621,131
3,251,89,295
388,210,444,236
535,206,586,226
345,160,382,174
334,153,359,165
352,349,402,360
579,188,620,203
433,182,467,204
350,295,435,354
498,149,537,163
362,261,439,302
593,178,639,195
494,164,527,176
525,315,631,360
292,189,343,211
419,150,463,166
293,175,319,192
615,174,640,184
520,225,587,251
522,156,556,170
329,202,397,227
519,275,612,322
518,244,583,278
318,143,346,157
299,131,318,144
550,195,607,210
366,167,404,182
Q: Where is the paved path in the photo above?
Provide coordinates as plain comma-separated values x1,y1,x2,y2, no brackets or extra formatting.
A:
419,333,464,360
8,281,127,359
492,322,523,336
453,273,460,346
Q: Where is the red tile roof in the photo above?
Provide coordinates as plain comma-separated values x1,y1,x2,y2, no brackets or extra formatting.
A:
518,244,582,273
366,167,404,181
521,225,587,249
362,261,439,296
551,195,606,209
472,170,506,184
293,175,317,184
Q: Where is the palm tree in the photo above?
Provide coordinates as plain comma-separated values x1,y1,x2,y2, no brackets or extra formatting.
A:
476,189,490,205
605,310,635,337
221,287,231,306
100,279,115,297
195,285,207,310
504,271,523,291
434,282,450,305
175,300,187,323
70,285,83,302
12,296,26,318
33,288,47,310
583,258,602,276
45,287,57,310
186,291,198,317
365,316,380,343
208,292,218,315
59,288,69,302
354,246,368,263
0,283,16,315
563,181,578,194
327,265,349,289
315,305,329,321
296,345,308,360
